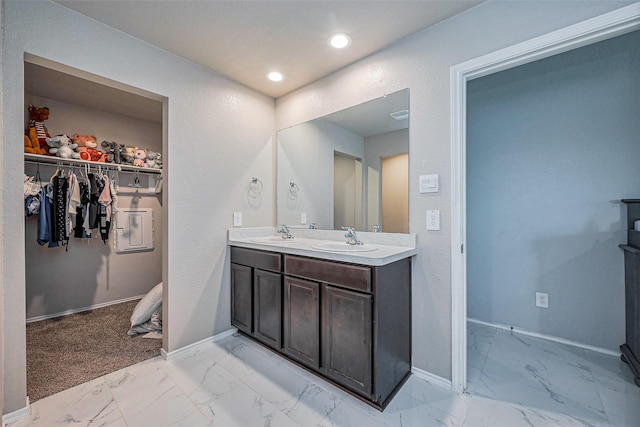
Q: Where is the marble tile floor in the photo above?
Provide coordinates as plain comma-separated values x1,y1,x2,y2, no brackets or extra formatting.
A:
8,323,640,427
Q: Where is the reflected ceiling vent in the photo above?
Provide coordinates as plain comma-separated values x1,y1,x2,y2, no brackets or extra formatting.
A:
390,109,409,120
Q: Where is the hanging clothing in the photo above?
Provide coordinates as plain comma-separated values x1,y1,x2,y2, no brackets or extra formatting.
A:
88,173,100,229
74,182,91,238
37,185,58,248
67,172,80,227
51,175,69,247
98,176,112,244
24,174,41,216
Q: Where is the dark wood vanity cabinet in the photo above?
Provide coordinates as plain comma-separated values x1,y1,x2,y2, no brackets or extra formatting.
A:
283,276,320,369
230,247,283,350
230,245,412,409
253,269,282,349
323,284,372,395
230,262,253,335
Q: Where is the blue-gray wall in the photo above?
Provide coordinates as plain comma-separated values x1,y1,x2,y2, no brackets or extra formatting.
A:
467,30,640,351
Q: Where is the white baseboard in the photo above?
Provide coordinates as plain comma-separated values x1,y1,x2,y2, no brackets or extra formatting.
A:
26,295,145,323
161,328,237,361
411,366,452,390
467,318,620,357
2,397,30,426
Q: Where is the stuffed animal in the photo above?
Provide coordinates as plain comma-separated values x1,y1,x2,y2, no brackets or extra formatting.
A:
85,147,107,162
145,150,162,169
46,134,80,159
73,134,98,161
122,146,136,164
101,140,126,164
133,148,147,167
24,104,50,155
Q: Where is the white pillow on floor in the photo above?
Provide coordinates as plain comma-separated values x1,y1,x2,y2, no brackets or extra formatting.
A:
130,282,162,327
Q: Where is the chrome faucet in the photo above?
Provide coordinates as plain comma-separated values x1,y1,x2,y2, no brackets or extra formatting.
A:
372,225,381,233
276,224,293,239
342,226,363,245
309,223,317,229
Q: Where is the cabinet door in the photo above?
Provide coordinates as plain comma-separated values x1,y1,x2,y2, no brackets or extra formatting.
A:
323,285,372,396
283,276,320,369
253,269,282,349
231,263,253,334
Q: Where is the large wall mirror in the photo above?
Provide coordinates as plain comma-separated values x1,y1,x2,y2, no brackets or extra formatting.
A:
277,89,409,232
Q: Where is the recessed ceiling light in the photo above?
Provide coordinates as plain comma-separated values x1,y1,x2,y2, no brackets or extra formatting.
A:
267,71,284,82
328,33,352,49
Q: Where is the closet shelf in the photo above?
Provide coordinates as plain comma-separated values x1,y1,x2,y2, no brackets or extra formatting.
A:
24,153,162,174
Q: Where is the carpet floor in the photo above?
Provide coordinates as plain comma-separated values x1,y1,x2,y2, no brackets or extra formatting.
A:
26,299,162,402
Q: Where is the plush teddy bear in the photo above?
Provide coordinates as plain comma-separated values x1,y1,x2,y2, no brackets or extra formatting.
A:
73,134,98,161
145,150,162,169
46,134,80,159
24,104,50,155
133,148,147,167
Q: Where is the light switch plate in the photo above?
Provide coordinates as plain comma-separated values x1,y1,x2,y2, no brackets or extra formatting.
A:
426,210,440,230
419,174,439,193
301,212,307,224
233,211,242,227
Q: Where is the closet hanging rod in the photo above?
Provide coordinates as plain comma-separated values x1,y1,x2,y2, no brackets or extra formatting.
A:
24,153,162,175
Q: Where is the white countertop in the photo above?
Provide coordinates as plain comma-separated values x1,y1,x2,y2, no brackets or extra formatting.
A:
228,227,416,266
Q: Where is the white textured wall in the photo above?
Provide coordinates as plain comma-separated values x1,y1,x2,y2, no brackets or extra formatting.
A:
276,0,632,380
1,0,274,412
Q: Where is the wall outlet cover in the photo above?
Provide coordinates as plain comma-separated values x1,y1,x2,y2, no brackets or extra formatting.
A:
536,292,549,309
426,210,440,230
233,211,242,227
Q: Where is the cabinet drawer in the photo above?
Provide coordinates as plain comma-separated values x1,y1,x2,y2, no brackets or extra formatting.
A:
284,255,371,292
231,247,282,272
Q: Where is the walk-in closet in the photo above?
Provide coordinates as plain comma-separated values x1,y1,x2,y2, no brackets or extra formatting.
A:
22,57,166,401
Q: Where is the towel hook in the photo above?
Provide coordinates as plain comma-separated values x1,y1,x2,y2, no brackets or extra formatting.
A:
289,182,300,199
249,177,263,196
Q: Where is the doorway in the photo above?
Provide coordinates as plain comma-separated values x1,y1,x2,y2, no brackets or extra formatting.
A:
381,153,409,233
334,151,363,230
450,5,640,392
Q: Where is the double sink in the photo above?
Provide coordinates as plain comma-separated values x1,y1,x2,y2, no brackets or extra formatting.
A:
250,236,378,253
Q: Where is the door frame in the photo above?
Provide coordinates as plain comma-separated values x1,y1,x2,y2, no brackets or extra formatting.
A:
450,3,640,393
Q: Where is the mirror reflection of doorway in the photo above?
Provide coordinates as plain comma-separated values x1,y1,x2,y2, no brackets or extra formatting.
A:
381,153,408,233
334,152,363,230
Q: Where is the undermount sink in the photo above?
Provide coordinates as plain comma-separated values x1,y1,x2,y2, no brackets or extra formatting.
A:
250,236,297,244
311,242,378,253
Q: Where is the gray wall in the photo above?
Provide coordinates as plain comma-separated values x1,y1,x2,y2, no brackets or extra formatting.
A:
467,30,640,351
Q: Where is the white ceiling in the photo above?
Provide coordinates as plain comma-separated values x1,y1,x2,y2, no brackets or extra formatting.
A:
54,0,482,99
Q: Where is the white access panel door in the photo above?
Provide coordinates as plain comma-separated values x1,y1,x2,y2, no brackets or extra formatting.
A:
115,208,154,253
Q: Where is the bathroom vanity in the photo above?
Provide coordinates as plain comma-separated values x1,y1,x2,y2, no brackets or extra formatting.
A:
228,228,416,409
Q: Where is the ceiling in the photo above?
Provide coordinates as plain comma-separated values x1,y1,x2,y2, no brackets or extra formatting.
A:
54,0,482,99
321,88,408,138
